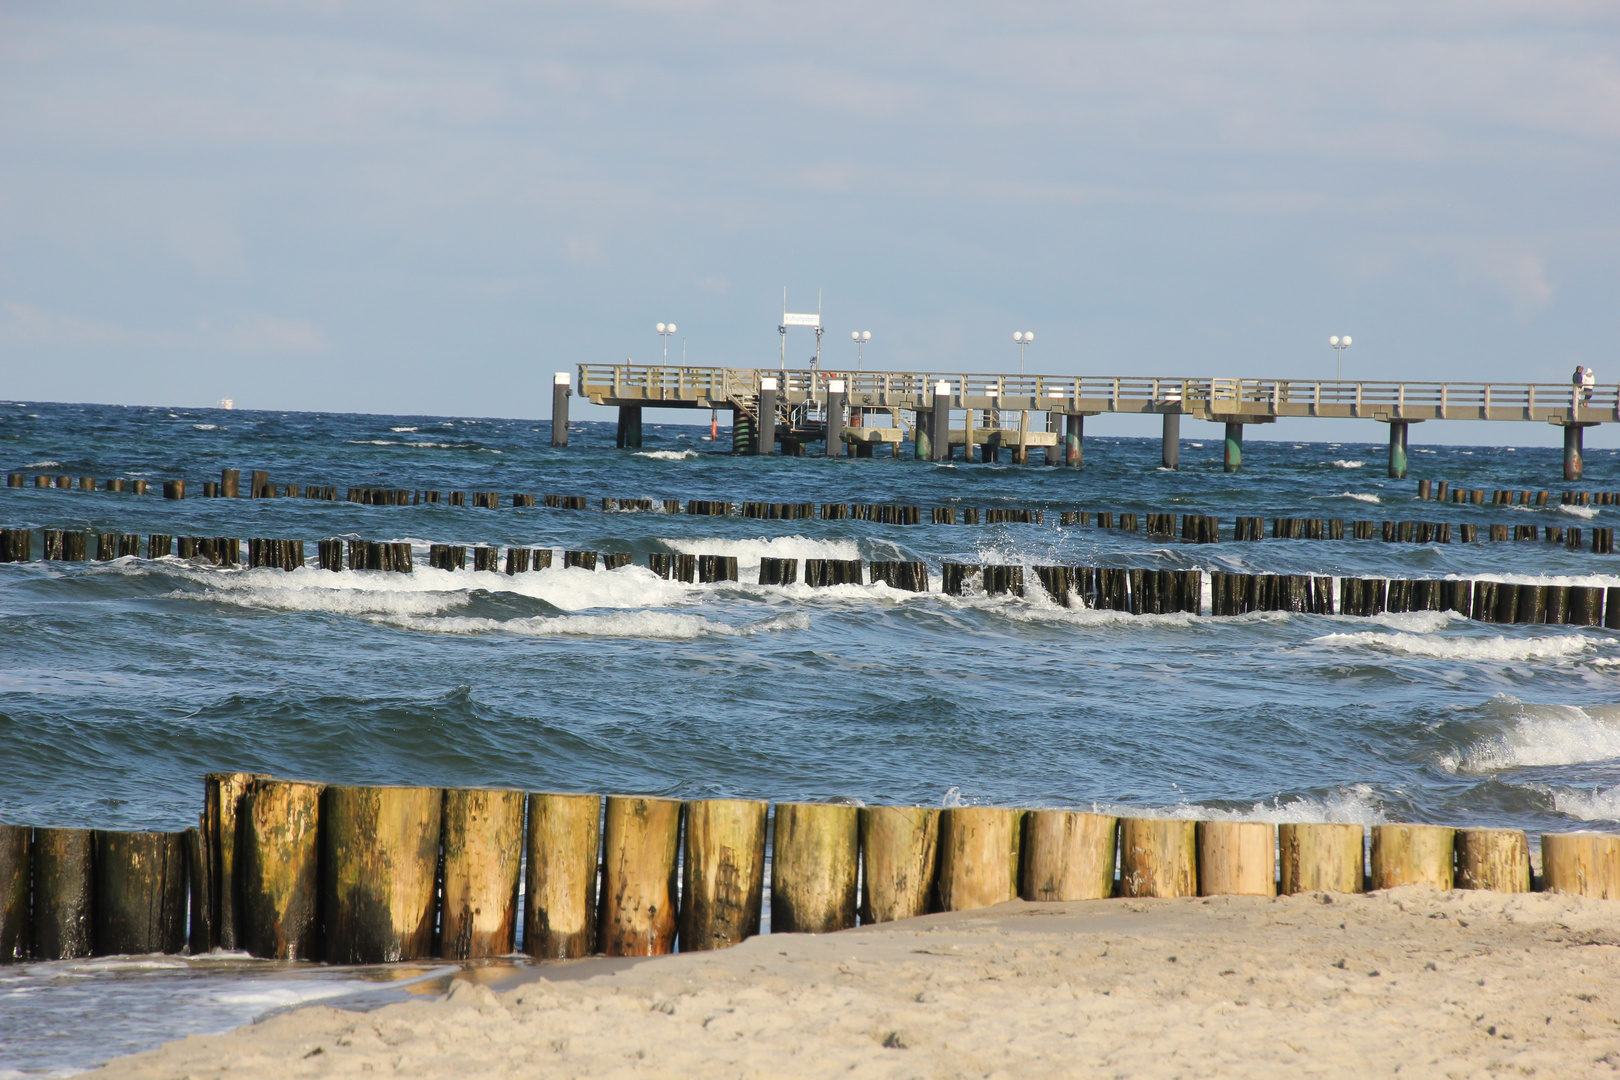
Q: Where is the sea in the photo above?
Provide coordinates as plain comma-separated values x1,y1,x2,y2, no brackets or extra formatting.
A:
1,399,1617,1074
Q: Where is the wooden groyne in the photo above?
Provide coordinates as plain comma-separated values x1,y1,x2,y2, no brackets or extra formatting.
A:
4,509,1618,568
2,532,1617,626
4,775,1619,964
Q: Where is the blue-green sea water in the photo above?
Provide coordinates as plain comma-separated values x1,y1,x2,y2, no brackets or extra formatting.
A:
2,399,1618,1074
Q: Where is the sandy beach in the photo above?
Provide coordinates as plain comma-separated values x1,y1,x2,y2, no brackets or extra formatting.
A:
97,886,1620,1079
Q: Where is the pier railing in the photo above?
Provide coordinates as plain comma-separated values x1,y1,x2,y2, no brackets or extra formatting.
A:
579,364,1619,424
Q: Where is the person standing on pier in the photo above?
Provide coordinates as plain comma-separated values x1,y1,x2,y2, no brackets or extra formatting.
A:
1574,365,1595,404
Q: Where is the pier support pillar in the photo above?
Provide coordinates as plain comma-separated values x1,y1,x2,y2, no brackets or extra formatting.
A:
551,373,570,447
1223,422,1243,473
757,378,777,456
1162,413,1181,470
1065,414,1082,467
825,382,845,457
929,382,951,462
616,405,643,449
1387,420,1409,479
913,412,931,459
1565,423,1594,482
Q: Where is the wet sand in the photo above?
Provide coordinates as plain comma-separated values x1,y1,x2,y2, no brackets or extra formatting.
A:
97,887,1620,1078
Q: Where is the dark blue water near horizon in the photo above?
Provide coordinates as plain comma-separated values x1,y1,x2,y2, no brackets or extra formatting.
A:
1,397,1619,1074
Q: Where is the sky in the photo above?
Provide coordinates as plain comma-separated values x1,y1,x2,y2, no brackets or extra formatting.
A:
1,1,1617,445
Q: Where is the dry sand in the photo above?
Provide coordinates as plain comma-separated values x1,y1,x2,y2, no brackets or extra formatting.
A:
98,888,1620,1079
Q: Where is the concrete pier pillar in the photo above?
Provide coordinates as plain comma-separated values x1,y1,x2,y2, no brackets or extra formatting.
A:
1162,413,1181,470
550,373,570,447
616,405,643,449
1065,414,1082,467
1565,424,1586,482
930,382,951,462
1223,422,1243,473
757,378,777,456
1387,420,1409,479
914,412,931,460
825,381,846,457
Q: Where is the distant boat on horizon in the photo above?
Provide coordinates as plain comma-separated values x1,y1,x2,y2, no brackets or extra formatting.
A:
219,398,234,410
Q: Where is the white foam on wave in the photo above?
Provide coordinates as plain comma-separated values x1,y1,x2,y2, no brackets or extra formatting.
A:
1561,504,1600,519
1338,491,1381,503
192,424,217,431
390,426,418,432
660,535,862,567
26,460,59,468
1332,459,1365,469
1096,784,1386,825
1363,610,1462,633
634,449,697,461
1443,703,1620,773
186,564,697,615
378,610,809,640
1312,629,1597,663
1551,787,1620,823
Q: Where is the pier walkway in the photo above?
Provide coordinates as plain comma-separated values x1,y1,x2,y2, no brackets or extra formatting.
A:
572,364,1615,480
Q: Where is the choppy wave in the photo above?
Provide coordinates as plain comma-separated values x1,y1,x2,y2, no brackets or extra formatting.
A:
634,449,697,461
1338,491,1381,503
1561,504,1599,519
1312,630,1597,662
377,610,810,640
187,564,695,615
1444,703,1620,773
192,424,217,431
1551,787,1620,823
660,535,862,567
1098,784,1386,825
1332,460,1365,469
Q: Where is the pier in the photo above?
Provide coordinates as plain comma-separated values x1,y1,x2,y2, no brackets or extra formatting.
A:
576,364,1617,480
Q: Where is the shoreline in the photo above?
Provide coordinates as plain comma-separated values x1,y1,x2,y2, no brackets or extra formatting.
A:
97,887,1620,1078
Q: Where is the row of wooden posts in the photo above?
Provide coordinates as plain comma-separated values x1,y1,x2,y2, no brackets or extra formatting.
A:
5,774,1620,966
1417,480,1620,507
3,530,1616,626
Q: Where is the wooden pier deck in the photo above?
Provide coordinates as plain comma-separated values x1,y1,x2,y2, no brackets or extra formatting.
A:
574,364,1614,478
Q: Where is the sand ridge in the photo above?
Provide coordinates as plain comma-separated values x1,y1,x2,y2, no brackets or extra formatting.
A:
96,888,1620,1079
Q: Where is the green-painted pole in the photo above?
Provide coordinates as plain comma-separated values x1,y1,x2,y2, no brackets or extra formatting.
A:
1223,422,1243,473
915,410,931,460
1388,421,1409,479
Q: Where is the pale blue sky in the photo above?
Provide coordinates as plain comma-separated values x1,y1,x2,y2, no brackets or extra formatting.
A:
1,1,1616,445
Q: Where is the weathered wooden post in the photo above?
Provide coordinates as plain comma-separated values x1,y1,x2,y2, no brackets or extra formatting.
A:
240,778,324,959
0,825,27,961
1196,821,1276,896
1118,817,1197,897
1018,810,1117,901
1541,832,1620,898
1370,824,1454,889
32,828,94,959
440,788,526,959
935,807,1021,911
322,785,442,963
681,798,767,951
1278,823,1364,894
598,795,681,956
552,373,570,447
94,830,186,955
524,792,602,960
1454,828,1530,892
859,806,939,923
771,803,859,933
222,468,240,497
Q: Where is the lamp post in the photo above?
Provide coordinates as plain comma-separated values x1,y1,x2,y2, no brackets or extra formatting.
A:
1013,330,1034,375
656,322,678,361
1329,335,1351,381
851,330,871,370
